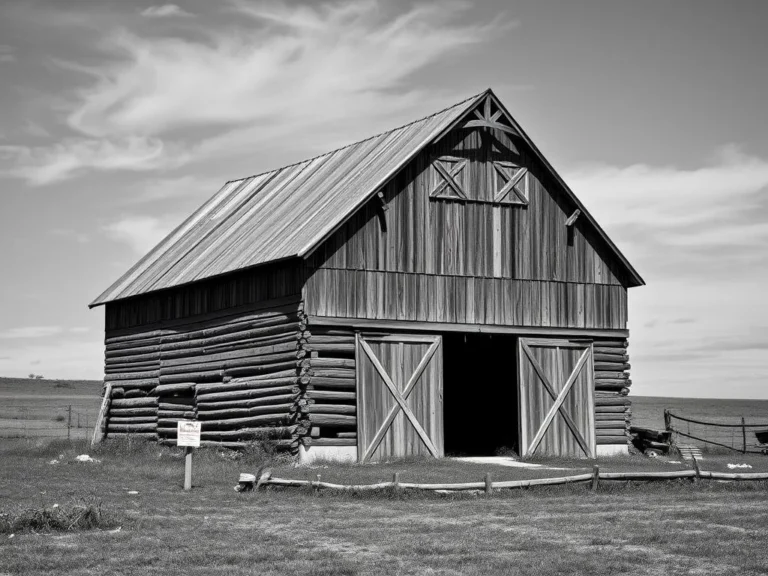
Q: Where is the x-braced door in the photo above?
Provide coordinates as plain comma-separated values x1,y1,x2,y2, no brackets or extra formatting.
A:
518,338,596,458
356,334,443,463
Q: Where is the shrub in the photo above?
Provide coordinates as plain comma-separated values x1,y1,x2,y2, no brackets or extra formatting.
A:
0,498,121,534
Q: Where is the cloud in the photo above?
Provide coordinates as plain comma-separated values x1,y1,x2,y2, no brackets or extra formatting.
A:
49,228,90,244
102,214,180,254
566,145,768,279
0,339,103,380
0,1,509,184
140,4,194,18
0,44,15,63
0,137,179,185
69,327,91,334
126,174,222,204
0,326,63,339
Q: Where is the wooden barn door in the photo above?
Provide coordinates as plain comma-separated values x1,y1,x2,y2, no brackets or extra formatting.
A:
356,334,443,463
518,338,596,458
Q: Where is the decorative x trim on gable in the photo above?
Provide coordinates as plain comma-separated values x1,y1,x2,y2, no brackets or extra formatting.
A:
493,161,528,204
430,155,468,200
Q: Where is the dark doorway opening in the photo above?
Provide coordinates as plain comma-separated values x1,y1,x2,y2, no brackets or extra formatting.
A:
442,333,519,456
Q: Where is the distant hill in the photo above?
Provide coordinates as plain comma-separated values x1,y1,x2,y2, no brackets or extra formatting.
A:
0,377,102,397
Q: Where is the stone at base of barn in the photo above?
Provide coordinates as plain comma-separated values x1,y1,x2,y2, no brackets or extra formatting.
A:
298,445,358,465
596,444,629,457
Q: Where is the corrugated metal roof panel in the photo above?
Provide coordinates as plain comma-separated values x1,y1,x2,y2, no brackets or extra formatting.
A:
91,91,486,306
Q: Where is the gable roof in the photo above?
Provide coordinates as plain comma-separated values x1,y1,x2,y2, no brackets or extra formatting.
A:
90,89,643,308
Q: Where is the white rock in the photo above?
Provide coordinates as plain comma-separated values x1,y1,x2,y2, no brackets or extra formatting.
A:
75,454,100,463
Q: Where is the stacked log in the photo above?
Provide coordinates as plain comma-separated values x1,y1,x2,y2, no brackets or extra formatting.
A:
593,337,631,445
102,298,307,450
104,395,158,438
299,328,358,448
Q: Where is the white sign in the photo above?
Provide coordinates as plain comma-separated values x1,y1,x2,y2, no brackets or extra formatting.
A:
177,420,201,448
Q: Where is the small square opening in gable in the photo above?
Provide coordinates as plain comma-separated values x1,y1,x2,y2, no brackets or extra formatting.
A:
492,161,528,205
430,155,468,200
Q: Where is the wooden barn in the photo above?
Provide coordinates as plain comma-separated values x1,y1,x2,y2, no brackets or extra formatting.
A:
90,89,643,462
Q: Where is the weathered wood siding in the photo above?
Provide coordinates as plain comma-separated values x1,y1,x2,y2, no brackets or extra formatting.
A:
304,127,628,329
106,261,303,331
305,270,626,329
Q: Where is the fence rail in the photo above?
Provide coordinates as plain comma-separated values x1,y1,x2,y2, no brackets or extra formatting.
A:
0,404,97,439
664,409,768,454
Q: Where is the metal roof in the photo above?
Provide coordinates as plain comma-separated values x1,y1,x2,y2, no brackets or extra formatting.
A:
90,91,486,307
91,88,643,308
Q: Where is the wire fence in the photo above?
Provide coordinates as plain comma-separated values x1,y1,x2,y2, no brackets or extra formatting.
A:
0,404,98,439
664,410,768,454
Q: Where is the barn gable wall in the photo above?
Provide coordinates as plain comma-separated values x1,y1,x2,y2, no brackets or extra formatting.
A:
304,127,628,330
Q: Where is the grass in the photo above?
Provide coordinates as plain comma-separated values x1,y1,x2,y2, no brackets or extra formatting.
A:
1,438,768,575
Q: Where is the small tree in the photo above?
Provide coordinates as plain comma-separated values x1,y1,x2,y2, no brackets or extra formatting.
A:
35,375,44,380
28,373,35,379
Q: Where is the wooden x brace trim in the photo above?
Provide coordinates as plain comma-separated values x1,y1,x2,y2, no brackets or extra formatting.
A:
493,163,528,204
522,342,592,456
359,338,440,462
433,159,467,199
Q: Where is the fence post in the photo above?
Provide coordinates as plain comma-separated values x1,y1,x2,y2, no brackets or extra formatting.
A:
663,409,671,432
67,405,72,441
742,417,747,454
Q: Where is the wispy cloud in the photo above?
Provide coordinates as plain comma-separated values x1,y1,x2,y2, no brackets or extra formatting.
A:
0,137,177,185
49,228,90,244
140,4,194,18
0,326,63,339
567,145,768,278
102,214,181,254
0,44,15,63
0,1,509,185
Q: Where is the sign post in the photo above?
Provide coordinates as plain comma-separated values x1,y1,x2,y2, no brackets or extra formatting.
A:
177,421,201,491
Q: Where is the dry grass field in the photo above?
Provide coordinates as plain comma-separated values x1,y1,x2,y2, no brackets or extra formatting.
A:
1,438,768,576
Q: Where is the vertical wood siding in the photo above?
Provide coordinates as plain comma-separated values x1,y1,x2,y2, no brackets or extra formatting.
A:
305,269,627,329
106,261,304,331
306,127,629,287
518,339,596,458
356,335,443,462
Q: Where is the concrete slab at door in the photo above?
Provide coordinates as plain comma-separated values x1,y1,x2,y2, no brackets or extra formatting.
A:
356,334,443,463
518,338,596,458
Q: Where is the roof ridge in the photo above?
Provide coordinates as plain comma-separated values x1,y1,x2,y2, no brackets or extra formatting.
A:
224,89,488,185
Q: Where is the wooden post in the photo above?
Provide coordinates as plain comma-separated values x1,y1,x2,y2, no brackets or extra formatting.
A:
91,383,113,447
393,472,400,491
67,405,72,441
484,472,492,495
184,447,193,491
742,417,747,454
692,456,701,481
591,465,600,491
663,409,671,432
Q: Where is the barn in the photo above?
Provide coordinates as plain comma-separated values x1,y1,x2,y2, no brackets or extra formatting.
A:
90,88,643,462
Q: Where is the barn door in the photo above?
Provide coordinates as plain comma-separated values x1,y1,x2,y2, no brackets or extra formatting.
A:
356,334,443,463
518,338,596,458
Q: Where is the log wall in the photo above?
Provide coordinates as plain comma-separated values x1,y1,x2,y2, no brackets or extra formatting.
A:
301,326,358,448
592,336,632,445
102,295,311,453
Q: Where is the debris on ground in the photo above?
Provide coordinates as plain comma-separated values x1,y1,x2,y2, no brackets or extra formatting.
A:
127,491,139,495
75,454,100,463
727,463,753,469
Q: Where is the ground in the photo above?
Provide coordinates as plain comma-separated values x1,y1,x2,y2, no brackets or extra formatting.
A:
1,438,767,576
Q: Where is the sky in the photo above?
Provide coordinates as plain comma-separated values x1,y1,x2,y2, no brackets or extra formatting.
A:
1,0,767,399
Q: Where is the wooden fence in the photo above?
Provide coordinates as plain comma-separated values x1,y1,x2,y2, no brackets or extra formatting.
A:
243,464,768,493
